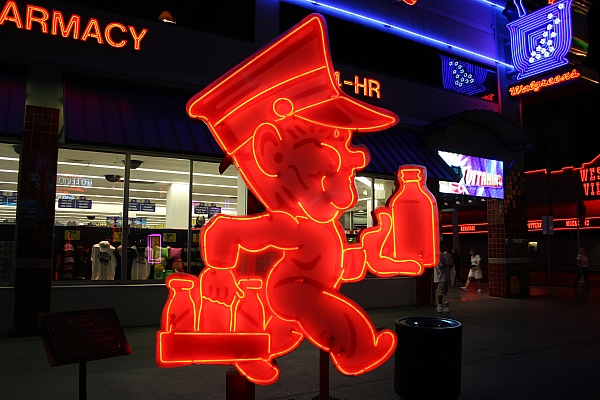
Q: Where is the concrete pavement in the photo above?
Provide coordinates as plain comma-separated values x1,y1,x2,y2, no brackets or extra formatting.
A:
1,284,599,400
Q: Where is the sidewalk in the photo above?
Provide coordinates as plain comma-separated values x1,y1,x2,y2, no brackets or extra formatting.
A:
1,284,599,400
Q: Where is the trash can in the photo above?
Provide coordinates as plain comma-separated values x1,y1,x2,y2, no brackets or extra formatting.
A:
394,317,462,400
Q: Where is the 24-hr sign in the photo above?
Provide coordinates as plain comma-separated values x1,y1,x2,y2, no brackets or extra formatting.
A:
0,0,148,50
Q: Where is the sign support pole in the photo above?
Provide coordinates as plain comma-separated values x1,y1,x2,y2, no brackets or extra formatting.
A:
320,349,329,400
79,361,87,400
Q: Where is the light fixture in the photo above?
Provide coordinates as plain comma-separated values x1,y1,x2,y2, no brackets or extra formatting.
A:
157,11,176,24
11,144,20,154
122,160,143,169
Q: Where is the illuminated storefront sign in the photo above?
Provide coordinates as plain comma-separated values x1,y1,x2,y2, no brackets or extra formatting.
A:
57,176,93,187
0,0,148,50
508,67,581,97
439,55,487,96
529,217,596,230
157,13,440,385
579,156,600,198
334,71,382,98
438,151,504,199
506,0,573,80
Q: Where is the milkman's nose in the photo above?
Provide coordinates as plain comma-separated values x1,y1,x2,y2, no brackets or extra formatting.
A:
346,144,370,169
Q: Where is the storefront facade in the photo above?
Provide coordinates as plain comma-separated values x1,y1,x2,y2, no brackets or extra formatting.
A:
0,0,549,337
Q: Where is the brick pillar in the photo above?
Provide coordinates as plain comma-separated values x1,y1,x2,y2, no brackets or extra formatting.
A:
487,171,529,298
12,105,59,337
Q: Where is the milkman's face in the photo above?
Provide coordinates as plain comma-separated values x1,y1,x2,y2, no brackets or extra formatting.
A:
254,118,370,222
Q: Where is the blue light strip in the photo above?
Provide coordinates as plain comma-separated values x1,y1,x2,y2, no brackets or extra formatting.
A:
478,0,504,8
285,0,514,68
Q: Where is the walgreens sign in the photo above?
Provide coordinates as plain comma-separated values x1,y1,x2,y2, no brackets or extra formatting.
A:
0,1,148,50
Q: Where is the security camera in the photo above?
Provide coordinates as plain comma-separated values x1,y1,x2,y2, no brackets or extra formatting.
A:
105,175,122,183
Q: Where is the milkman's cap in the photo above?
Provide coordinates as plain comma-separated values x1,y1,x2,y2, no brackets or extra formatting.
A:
187,13,398,154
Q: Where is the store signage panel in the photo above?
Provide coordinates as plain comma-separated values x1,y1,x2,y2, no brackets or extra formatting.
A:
438,151,504,199
528,217,596,230
58,196,92,209
157,13,440,386
57,176,92,187
128,199,155,212
507,64,597,102
1,191,17,205
0,0,149,50
194,202,221,216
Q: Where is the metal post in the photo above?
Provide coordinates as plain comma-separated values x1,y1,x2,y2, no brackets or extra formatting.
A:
79,361,86,400
320,349,329,400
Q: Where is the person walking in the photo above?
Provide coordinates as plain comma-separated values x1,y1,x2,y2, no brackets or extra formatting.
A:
434,244,453,312
573,247,591,291
451,247,464,286
461,248,483,293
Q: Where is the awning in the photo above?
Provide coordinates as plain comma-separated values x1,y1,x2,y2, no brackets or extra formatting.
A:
422,109,535,153
64,75,459,181
354,128,461,181
0,65,27,136
63,75,224,158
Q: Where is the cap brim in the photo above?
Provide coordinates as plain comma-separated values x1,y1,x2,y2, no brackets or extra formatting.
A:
293,96,398,133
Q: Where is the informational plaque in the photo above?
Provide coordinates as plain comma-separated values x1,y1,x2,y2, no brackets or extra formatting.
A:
37,308,131,367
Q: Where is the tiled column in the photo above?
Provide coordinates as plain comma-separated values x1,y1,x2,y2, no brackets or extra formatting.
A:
414,203,441,306
12,105,59,337
487,171,529,298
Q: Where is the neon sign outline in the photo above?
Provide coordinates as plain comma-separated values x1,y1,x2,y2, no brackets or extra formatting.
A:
506,0,573,80
0,0,148,50
157,13,440,385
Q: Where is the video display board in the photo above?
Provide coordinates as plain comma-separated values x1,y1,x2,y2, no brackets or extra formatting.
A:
438,151,504,200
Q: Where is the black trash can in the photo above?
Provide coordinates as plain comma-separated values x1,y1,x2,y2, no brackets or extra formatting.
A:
394,317,462,400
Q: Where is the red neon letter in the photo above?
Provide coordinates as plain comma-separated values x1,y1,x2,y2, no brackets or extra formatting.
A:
105,22,127,48
80,18,103,44
25,5,48,33
51,11,80,39
0,1,23,28
128,26,148,51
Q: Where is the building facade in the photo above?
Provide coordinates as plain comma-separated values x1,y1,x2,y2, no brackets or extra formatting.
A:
1,0,593,337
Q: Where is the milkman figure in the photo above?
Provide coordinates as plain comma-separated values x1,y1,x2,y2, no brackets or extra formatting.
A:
157,13,439,385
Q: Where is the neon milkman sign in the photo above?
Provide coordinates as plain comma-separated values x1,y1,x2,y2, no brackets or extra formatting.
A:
156,13,440,385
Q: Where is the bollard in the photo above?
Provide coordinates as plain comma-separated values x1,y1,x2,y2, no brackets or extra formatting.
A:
394,317,462,400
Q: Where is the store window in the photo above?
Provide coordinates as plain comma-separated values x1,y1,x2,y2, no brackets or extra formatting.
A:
0,142,19,285
52,149,241,283
190,160,239,275
54,149,125,281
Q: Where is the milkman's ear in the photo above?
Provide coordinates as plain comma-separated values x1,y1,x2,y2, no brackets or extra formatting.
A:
253,123,282,177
